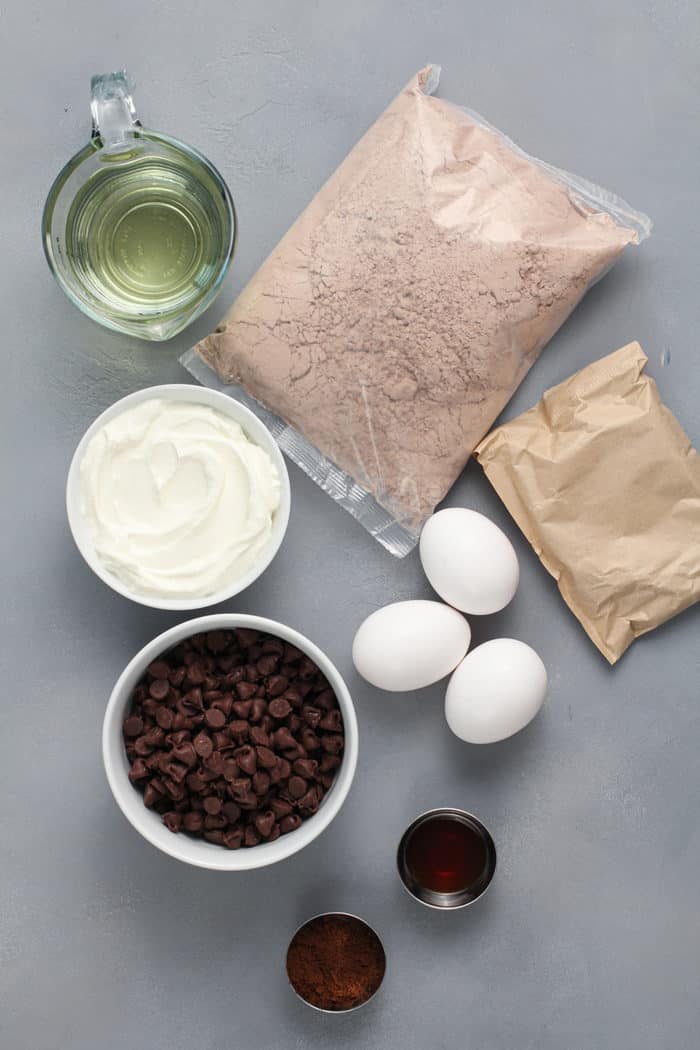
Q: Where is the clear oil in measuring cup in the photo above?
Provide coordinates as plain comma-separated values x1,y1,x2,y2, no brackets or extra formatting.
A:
64,146,231,328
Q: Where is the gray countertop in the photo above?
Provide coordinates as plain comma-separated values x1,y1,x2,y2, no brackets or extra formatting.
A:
2,2,699,1048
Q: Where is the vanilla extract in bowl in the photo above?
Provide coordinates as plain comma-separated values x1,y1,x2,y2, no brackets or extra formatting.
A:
397,808,496,909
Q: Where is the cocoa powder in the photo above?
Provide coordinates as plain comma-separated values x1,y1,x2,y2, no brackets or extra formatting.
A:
195,66,648,548
286,913,386,1011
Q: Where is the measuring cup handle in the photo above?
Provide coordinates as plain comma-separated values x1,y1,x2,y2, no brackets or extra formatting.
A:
90,71,141,150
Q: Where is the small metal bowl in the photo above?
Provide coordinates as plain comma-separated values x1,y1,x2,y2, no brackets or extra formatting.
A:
397,807,497,910
286,911,386,1013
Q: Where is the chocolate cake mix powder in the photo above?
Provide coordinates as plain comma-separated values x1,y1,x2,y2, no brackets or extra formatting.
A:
187,66,650,554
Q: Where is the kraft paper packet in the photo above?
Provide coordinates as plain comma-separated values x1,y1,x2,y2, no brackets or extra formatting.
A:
475,342,700,663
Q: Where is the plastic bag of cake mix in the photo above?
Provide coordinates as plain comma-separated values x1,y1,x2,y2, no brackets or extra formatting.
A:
182,66,650,555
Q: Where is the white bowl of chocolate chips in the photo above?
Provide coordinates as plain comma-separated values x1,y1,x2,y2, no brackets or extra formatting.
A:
103,614,358,870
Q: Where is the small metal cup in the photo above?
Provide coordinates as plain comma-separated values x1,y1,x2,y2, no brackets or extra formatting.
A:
286,911,386,1013
397,807,497,910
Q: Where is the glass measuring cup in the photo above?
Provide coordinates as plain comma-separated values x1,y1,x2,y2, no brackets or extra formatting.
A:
42,72,236,341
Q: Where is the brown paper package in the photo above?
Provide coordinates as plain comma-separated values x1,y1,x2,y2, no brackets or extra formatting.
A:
475,342,700,663
193,66,647,548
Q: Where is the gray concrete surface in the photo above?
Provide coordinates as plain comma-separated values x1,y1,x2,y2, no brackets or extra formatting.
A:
2,2,699,1048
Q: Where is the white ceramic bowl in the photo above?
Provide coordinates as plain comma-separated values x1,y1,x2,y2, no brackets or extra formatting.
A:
103,614,359,871
66,384,291,610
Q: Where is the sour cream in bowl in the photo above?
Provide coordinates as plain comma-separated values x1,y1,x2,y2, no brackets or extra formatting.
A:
66,386,290,609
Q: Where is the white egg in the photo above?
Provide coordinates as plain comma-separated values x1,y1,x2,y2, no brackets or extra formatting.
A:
352,600,471,692
445,638,546,743
419,508,519,615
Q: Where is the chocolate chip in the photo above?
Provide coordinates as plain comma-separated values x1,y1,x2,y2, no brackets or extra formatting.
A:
321,734,344,754
286,742,309,762
204,830,225,845
183,811,204,833
204,751,224,776
315,688,336,711
270,797,293,818
254,810,276,838
293,758,318,779
298,787,321,813
272,726,296,751
186,771,207,793
225,667,246,686
212,731,233,751
204,707,226,730
206,631,229,653
167,730,190,747
163,811,182,833
302,706,322,728
300,728,321,752
143,782,163,807
235,628,259,648
169,667,186,688
172,713,195,731
234,745,257,775
319,753,341,773
237,791,259,811
230,777,252,799
145,726,166,748
261,638,285,655
134,736,153,757
268,697,292,719
283,643,303,662
317,772,334,790
287,714,303,733
279,813,302,834
318,710,343,732
186,663,206,686
299,658,318,679
161,777,186,801
222,801,241,824
249,726,270,748
266,675,289,698
222,758,240,782
284,688,303,709
228,719,249,741
235,681,257,701
169,742,194,768
252,770,271,796
244,824,261,847
203,796,222,815
257,654,279,676
249,698,267,722
255,746,277,770
181,688,203,712
193,731,213,759
275,757,292,781
223,828,243,849
287,776,308,799
124,716,144,737
147,660,171,680
211,694,233,717
149,678,170,701
165,761,188,784
155,707,174,730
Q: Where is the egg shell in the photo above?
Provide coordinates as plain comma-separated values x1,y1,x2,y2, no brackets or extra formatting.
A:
352,600,471,692
419,508,519,615
445,638,546,743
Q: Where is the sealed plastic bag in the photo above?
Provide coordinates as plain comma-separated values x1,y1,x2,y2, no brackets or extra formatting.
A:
182,65,651,555
475,343,700,663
